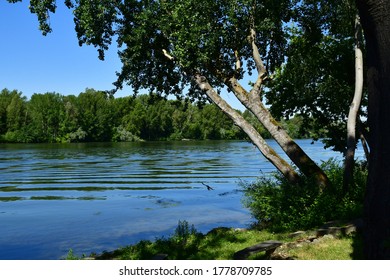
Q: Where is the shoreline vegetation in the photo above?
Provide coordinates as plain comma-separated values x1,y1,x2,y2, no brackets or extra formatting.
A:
67,220,363,260
1,88,325,144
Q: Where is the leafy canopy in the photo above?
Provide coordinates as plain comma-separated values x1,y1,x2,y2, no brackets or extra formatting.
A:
10,0,292,96
9,0,362,151
266,0,363,152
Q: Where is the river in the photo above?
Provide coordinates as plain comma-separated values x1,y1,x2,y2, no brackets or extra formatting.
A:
0,140,364,259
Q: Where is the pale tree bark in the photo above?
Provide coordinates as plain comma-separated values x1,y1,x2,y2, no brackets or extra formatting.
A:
162,49,300,183
223,28,330,189
343,14,364,194
194,74,301,184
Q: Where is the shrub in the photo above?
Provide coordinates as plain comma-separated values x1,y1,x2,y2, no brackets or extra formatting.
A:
242,159,367,232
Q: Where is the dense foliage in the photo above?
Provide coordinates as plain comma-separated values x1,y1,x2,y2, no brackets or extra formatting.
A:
267,0,367,153
242,159,367,232
0,88,317,143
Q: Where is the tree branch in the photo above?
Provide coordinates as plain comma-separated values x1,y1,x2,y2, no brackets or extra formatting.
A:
234,49,242,71
162,49,175,61
249,28,267,76
249,28,267,96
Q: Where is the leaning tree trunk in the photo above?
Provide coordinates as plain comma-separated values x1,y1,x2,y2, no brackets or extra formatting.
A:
194,74,301,184
162,49,301,184
229,82,330,190
221,27,330,190
343,14,364,194
356,0,390,259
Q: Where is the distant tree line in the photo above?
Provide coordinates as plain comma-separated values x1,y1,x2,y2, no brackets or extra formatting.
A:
0,88,323,143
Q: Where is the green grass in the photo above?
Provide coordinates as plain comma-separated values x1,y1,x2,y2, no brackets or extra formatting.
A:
275,235,360,260
92,227,280,260
82,222,362,260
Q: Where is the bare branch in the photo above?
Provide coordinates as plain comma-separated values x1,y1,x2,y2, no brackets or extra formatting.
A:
249,28,267,77
249,28,267,96
234,49,242,71
162,49,175,61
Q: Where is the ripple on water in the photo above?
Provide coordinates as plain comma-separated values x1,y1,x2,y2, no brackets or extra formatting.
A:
0,140,349,259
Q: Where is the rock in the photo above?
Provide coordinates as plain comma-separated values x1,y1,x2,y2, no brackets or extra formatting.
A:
233,240,283,260
288,231,306,238
152,254,168,260
322,234,335,240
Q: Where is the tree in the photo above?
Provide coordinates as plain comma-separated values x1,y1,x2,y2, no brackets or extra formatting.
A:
27,92,64,142
0,89,27,142
0,89,21,135
150,0,328,186
15,0,330,186
344,14,365,194
356,0,390,259
6,91,26,132
76,88,114,141
268,0,361,152
60,94,83,142
265,0,369,193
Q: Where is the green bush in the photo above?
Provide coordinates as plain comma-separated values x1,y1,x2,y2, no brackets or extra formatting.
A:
242,159,367,232
97,220,203,260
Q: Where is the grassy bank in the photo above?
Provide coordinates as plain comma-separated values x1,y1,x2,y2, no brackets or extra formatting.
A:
67,221,363,260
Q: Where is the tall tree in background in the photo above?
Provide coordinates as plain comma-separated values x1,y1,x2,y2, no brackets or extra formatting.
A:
356,0,390,259
0,89,27,142
76,89,114,141
28,92,64,142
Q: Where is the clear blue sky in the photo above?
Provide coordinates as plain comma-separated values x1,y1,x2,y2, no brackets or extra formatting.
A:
0,1,245,110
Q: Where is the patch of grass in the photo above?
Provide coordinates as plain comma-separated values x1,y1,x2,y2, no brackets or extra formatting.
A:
65,249,80,260
276,235,356,260
89,221,361,260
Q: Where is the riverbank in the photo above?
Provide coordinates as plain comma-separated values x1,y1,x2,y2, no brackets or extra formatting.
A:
72,220,363,260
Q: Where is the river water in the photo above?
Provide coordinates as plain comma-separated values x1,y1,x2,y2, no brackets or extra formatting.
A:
0,140,363,259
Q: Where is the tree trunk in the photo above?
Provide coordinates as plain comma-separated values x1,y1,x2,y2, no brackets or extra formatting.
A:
227,78,330,190
220,27,330,190
343,14,364,194
357,120,370,160
356,0,390,259
194,74,301,184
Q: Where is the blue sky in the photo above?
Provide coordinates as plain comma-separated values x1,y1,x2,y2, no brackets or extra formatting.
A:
0,1,245,110
0,2,127,97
